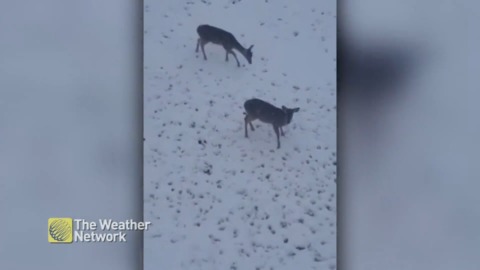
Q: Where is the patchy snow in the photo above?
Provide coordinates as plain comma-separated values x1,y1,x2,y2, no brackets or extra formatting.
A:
144,0,336,269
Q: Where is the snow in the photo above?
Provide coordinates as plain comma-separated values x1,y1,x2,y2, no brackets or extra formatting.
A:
144,0,336,269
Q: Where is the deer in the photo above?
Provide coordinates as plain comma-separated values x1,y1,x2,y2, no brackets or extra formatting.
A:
196,24,254,67
244,98,300,149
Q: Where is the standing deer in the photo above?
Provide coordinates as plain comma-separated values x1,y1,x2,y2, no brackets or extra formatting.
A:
196,24,254,67
244,98,300,149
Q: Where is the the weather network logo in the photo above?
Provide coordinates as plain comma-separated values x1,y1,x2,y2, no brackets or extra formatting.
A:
48,218,73,243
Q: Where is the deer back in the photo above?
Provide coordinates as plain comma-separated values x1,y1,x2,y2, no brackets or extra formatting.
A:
244,99,287,126
197,25,238,47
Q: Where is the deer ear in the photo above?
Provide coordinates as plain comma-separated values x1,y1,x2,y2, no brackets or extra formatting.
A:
294,108,300,112
249,45,254,50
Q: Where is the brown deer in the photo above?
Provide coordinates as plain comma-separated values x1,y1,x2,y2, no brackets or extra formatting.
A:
196,24,254,67
244,98,300,149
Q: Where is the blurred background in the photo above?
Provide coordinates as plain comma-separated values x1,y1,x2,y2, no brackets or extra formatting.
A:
340,0,480,269
0,0,142,269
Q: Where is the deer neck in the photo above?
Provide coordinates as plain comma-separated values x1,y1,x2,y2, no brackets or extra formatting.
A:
284,113,290,125
233,40,247,55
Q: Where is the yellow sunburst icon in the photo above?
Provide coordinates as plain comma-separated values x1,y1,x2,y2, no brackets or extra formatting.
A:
48,218,73,243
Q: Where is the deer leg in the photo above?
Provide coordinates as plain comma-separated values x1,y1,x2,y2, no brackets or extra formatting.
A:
230,51,241,67
280,127,285,136
244,115,249,138
245,115,256,137
225,50,229,62
196,38,200,52
273,125,281,149
245,114,255,131
200,41,207,60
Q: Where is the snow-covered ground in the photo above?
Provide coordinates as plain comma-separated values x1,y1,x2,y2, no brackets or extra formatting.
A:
144,0,336,269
